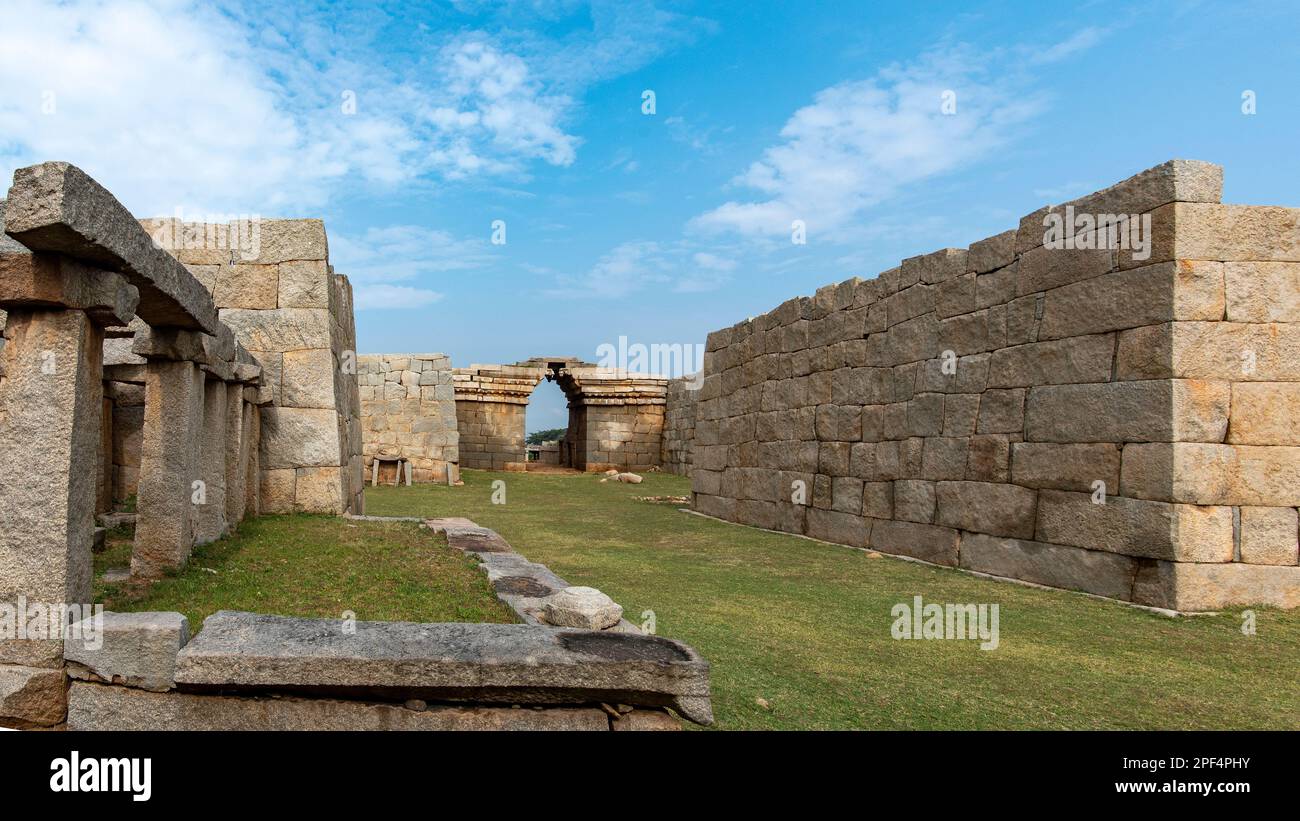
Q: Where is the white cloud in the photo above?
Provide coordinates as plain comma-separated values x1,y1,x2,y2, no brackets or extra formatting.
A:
331,224,493,310
0,0,585,216
689,44,1050,240
554,241,736,298
353,284,444,310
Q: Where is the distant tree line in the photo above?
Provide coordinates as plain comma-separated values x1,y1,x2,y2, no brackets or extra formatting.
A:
527,428,566,445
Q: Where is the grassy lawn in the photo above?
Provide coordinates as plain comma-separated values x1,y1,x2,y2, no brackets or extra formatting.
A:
94,515,517,630
366,469,1300,730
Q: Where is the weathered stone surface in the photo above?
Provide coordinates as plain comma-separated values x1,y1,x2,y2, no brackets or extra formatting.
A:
610,708,682,731
1116,322,1300,381
213,263,278,309
0,309,101,667
1037,260,1223,340
1035,489,1233,561
0,252,138,326
987,334,1115,388
281,348,336,409
132,359,204,578
1227,382,1300,445
541,586,624,630
976,388,1025,434
218,307,332,352
1010,442,1120,492
1120,443,1300,506
1224,261,1300,322
965,433,1010,482
806,508,869,547
259,468,296,514
294,466,343,513
959,532,1138,601
869,519,959,565
0,664,66,727
1239,507,1298,565
935,480,1036,539
1133,561,1300,611
3,162,219,332
131,322,236,365
260,407,342,469
967,230,1015,274
278,260,330,308
1025,380,1229,443
250,219,328,264
1130,202,1300,268
893,479,935,523
67,682,609,731
65,611,189,692
175,611,713,724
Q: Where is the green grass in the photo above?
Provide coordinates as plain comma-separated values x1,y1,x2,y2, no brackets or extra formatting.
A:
95,514,518,630
366,469,1300,730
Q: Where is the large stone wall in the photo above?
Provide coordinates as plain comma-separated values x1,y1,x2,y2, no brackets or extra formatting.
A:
661,376,698,476
691,160,1299,611
454,363,544,470
358,353,460,482
142,218,363,515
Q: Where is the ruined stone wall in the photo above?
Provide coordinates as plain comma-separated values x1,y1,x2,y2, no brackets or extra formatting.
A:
579,404,666,472
692,160,1299,611
108,380,144,502
661,376,699,476
143,218,362,515
358,354,460,482
454,364,545,471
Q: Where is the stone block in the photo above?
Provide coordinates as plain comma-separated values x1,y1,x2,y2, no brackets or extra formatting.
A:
806,508,869,547
0,252,138,326
541,587,624,630
1239,506,1298,565
965,434,1010,482
1010,442,1120,492
260,407,342,470
218,307,332,353
1016,244,1114,295
213,263,278,309
1035,489,1233,561
976,388,1025,434
987,333,1114,388
1227,382,1300,445
862,481,893,519
67,682,609,731
1224,261,1300,322
1132,561,1300,611
295,466,343,513
959,532,1139,601
0,664,66,728
1120,442,1300,506
1116,322,1300,382
1037,260,1222,340
893,479,935,524
1129,202,1300,268
65,611,189,692
281,348,336,409
869,519,959,565
967,230,1015,274
935,480,1036,539
175,611,712,724
278,260,330,308
252,219,328,264
902,248,967,284
259,468,297,514
1025,380,1229,443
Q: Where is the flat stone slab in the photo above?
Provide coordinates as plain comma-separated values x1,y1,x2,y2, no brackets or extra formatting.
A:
68,682,609,731
65,611,189,692
174,611,713,724
3,162,220,333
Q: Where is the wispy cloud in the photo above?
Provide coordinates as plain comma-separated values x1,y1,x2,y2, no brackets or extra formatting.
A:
331,224,491,310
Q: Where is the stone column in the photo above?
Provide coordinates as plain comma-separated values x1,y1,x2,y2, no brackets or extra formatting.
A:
132,358,205,577
244,396,261,517
225,385,247,528
0,309,103,669
193,376,228,544
97,395,114,515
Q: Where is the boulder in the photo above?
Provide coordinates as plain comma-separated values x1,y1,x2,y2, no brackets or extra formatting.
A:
542,586,623,630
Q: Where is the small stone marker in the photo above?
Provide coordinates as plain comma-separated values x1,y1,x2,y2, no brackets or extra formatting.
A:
542,586,624,630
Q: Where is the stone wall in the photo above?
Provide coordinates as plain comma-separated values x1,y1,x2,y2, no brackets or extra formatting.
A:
141,218,363,515
691,160,1299,611
661,375,699,476
454,363,546,471
358,353,460,482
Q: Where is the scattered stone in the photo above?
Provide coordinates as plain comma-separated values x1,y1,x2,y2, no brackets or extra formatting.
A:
542,586,624,630
65,611,190,693
404,699,427,712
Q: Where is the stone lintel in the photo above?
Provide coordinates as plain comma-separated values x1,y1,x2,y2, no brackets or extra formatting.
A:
131,322,235,365
0,251,138,327
3,162,220,333
103,363,147,385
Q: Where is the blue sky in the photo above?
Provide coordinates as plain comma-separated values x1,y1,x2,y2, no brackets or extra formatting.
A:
2,0,1298,429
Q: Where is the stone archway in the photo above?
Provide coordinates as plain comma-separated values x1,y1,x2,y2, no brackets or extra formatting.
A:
452,357,669,472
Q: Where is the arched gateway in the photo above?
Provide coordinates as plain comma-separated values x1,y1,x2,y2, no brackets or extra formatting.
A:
359,354,671,479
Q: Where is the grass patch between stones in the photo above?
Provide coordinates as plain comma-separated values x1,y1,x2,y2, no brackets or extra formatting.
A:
95,514,518,630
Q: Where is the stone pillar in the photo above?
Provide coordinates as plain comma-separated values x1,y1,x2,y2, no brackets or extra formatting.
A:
244,398,261,517
98,394,114,514
193,376,228,544
132,358,205,577
0,309,103,669
225,385,247,528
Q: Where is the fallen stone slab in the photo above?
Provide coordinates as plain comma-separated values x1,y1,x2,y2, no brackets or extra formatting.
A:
542,586,624,630
67,682,609,731
174,611,713,724
65,611,189,692
96,512,137,529
3,162,220,333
